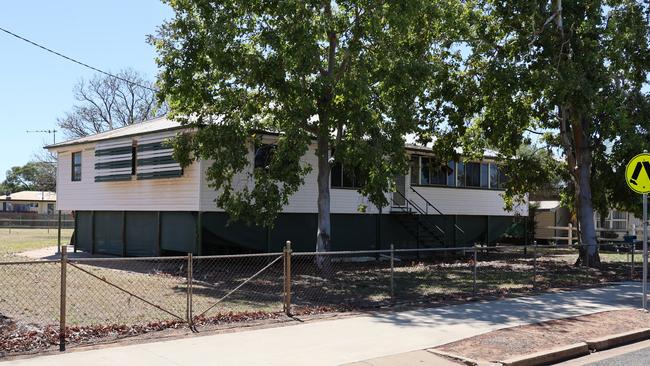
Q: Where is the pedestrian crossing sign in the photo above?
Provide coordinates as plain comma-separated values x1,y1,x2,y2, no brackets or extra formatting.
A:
626,153,650,194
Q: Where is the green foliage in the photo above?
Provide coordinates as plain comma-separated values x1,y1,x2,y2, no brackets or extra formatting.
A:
428,0,650,222
151,1,466,228
2,161,56,193
500,146,564,211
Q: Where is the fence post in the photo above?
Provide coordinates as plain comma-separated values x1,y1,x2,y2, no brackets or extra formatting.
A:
532,241,537,290
57,210,62,254
187,252,193,327
568,223,573,246
390,244,395,301
473,246,478,296
283,241,292,315
59,245,67,352
631,242,635,280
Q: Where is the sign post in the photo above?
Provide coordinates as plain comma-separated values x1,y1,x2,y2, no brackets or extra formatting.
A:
625,152,650,310
643,193,650,310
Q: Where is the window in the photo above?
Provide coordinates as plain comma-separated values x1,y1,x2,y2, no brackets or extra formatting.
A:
254,144,275,170
331,163,365,189
424,158,447,185
466,162,481,187
411,156,450,186
71,152,82,181
420,158,430,185
498,167,508,189
489,163,499,189
447,161,455,187
410,156,419,185
456,162,466,187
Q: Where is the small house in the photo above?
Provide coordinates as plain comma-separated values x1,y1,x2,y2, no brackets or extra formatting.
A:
0,191,57,214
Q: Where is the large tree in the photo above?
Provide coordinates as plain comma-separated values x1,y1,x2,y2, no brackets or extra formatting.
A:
151,1,466,255
58,69,166,138
1,161,56,193
439,0,650,266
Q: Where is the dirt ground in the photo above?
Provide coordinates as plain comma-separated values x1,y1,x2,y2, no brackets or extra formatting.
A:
435,309,650,363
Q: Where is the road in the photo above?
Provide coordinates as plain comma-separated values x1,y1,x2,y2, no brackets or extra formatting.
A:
3,282,641,366
559,339,650,366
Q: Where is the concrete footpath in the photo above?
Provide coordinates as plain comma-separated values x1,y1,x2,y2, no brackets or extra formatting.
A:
3,283,641,366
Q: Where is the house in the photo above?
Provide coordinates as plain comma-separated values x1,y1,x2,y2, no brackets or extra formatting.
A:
46,117,528,256
532,199,643,244
0,191,57,214
530,200,571,244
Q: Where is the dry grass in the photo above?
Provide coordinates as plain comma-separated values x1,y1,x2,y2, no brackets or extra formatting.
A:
0,228,73,256
0,256,284,327
0,246,636,330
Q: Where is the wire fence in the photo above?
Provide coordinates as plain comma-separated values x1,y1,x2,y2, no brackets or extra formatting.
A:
0,218,75,230
0,242,642,354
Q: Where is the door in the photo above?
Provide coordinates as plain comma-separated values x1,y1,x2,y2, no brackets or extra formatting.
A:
393,175,406,206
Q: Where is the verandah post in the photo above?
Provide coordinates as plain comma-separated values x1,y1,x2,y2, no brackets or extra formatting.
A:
59,245,67,352
283,241,292,315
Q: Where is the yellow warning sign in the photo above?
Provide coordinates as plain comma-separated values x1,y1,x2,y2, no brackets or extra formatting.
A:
626,153,650,194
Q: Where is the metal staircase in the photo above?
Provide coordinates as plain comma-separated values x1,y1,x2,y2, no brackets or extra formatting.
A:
391,187,464,248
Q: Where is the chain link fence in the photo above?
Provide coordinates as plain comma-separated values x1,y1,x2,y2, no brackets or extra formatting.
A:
0,242,641,355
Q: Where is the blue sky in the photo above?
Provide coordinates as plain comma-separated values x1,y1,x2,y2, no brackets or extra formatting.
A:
0,1,172,180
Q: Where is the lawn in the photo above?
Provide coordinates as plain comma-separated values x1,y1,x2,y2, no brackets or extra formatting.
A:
0,228,74,255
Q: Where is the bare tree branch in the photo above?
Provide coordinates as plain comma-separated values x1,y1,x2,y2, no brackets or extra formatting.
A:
57,68,167,138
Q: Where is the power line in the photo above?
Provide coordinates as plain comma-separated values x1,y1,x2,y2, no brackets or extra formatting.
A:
0,25,159,93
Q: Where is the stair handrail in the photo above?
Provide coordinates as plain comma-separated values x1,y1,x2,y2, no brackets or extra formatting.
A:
392,190,427,215
410,186,465,234
409,187,443,215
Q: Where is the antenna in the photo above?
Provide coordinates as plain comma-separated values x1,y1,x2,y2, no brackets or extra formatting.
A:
26,129,57,144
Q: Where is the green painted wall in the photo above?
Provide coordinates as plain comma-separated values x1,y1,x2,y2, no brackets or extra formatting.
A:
125,212,158,256
93,211,123,255
72,210,517,256
160,212,197,253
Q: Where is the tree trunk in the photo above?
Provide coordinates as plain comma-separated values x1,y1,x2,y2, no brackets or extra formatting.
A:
572,117,600,267
315,128,332,272
576,159,600,267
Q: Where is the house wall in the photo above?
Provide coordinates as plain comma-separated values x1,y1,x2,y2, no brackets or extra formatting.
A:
406,185,527,217
199,143,524,216
1,201,55,214
54,131,201,212
199,145,387,214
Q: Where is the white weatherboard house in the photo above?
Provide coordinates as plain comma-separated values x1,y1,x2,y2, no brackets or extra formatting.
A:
47,117,527,256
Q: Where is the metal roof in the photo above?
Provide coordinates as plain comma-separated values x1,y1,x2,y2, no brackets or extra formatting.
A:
530,200,562,211
0,191,56,202
45,117,183,149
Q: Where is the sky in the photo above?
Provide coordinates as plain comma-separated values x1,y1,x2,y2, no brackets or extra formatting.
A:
0,1,173,180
